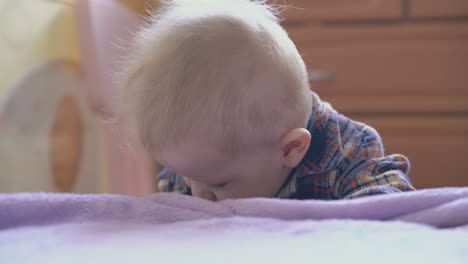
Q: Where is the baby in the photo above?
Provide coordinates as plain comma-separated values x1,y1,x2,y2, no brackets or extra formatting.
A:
121,0,414,201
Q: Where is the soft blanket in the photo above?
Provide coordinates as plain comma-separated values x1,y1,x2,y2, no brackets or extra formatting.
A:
1,188,468,264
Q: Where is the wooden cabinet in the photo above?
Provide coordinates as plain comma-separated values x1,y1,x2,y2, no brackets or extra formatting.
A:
271,0,403,21
288,23,468,114
410,0,468,18
280,0,468,188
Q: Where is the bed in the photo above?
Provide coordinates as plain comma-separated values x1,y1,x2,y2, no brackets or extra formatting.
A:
1,187,467,264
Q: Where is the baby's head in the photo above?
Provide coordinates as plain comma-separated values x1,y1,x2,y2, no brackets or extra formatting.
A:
122,0,312,200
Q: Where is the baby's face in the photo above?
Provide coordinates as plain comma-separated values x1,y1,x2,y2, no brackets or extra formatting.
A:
156,139,290,201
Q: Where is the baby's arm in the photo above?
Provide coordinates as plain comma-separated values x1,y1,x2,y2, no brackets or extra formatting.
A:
339,155,414,199
156,168,191,195
334,125,415,199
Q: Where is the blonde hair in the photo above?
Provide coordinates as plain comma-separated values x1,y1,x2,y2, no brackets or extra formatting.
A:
120,0,311,157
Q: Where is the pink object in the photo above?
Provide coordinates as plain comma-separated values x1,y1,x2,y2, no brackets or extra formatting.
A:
75,0,153,195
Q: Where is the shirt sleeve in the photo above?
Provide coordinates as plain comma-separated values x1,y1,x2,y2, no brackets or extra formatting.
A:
334,124,415,199
156,167,191,195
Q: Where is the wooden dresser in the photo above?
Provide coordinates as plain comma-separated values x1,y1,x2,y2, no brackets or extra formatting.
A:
273,0,468,188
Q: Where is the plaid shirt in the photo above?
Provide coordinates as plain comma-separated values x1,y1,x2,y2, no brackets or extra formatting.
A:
157,92,415,199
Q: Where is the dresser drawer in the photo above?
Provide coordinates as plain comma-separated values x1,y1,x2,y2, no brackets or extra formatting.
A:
271,0,403,22
409,0,468,18
288,22,468,113
353,115,468,189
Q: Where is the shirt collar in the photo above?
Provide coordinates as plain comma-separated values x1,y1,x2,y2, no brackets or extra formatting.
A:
274,92,345,199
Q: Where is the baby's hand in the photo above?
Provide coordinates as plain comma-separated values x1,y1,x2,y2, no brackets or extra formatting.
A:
183,177,192,189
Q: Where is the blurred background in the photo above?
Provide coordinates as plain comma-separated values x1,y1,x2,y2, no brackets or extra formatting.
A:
0,0,467,195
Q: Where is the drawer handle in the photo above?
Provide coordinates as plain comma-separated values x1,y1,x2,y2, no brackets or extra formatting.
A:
308,69,335,82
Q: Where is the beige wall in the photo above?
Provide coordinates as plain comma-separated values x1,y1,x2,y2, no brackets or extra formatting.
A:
0,0,157,194
0,0,103,193
0,0,80,95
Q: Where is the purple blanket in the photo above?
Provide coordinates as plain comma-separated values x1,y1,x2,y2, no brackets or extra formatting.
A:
1,188,468,264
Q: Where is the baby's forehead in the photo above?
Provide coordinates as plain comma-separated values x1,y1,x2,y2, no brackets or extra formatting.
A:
156,139,234,183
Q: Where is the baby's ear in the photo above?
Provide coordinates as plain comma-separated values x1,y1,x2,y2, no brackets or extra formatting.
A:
280,128,311,168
